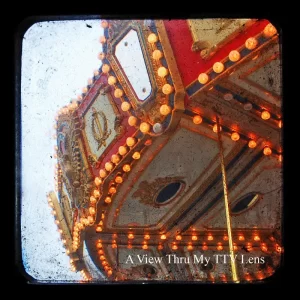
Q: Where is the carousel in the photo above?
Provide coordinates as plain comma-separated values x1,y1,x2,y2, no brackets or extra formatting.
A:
47,19,282,283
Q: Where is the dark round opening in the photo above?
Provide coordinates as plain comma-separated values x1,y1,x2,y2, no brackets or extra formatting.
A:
231,193,260,214
156,182,182,204
200,261,214,271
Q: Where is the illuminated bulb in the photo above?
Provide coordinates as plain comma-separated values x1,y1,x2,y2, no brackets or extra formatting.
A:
229,50,241,62
109,186,116,194
157,244,163,250
126,137,136,147
148,33,158,43
115,176,123,184
142,244,148,250
276,244,282,253
99,169,107,178
111,154,120,164
128,233,134,239
246,242,253,251
152,49,163,60
261,110,271,120
123,164,131,172
245,37,258,50
103,265,109,271
144,139,152,146
263,23,277,37
132,152,140,160
96,242,102,249
99,255,105,261
66,249,70,255
157,66,168,78
58,229,63,234
78,223,83,230
94,177,102,186
127,244,132,249
207,235,213,241
278,120,282,128
101,213,105,219
105,162,113,172
162,84,174,95
193,115,203,125
160,234,167,240
101,20,108,28
99,221,103,226
261,243,268,252
90,196,97,204
233,243,238,251
89,207,95,215
172,244,178,250
213,124,222,133
107,270,113,276
202,243,208,251
238,235,245,241
192,235,198,241
73,237,78,243
278,154,283,162
88,216,94,224
93,189,100,198
118,146,127,156
187,244,193,251
213,62,224,73
114,88,124,98
248,140,257,148
140,122,150,133
153,123,163,133
121,101,131,112
144,234,150,240
102,64,110,74
99,36,106,44
160,104,171,116
96,226,102,232
231,132,240,141
108,76,117,85
98,52,105,60
253,235,260,241
112,243,117,249
128,116,138,126
198,73,209,84
263,147,272,156
175,235,182,241
223,235,228,241
217,243,223,251
105,197,112,204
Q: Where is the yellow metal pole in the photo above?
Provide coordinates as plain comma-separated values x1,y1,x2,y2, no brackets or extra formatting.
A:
216,116,239,283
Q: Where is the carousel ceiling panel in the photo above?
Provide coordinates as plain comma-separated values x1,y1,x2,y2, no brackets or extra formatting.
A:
195,156,282,229
111,126,236,229
82,93,118,159
115,29,152,100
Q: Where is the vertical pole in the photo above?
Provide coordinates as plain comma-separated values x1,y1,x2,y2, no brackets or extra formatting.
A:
216,116,239,283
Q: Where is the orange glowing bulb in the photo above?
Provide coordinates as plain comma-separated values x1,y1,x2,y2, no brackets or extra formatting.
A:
128,233,134,239
115,176,123,184
160,104,171,116
193,115,203,124
198,73,209,84
162,84,174,95
142,244,148,250
98,249,104,255
105,162,114,171
263,147,272,156
157,244,163,250
202,243,208,251
192,235,198,241
118,146,127,156
278,120,283,128
213,124,222,133
223,235,228,241
278,154,283,162
111,154,121,164
207,235,214,241
114,88,124,98
245,37,258,50
261,110,271,120
229,50,241,62
158,66,168,78
99,169,107,178
248,140,257,148
101,20,108,28
132,152,141,160
128,116,138,126
213,62,224,73
187,244,193,250
140,122,150,133
172,244,178,250
148,33,158,43
238,235,245,241
231,132,240,141
175,235,182,241
109,186,117,194
160,234,167,240
93,189,100,198
123,164,131,172
107,270,113,276
121,101,131,112
96,226,102,232
126,137,136,147
89,207,96,215
112,243,117,249
233,243,238,251
263,23,277,37
94,177,102,186
108,76,117,85
104,197,112,204
97,242,103,249
144,234,150,240
217,243,223,251
152,49,163,60
102,64,110,73
253,235,260,241
261,243,268,252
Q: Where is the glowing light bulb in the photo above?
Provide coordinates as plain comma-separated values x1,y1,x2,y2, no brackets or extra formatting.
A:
101,20,108,28
248,140,257,148
87,216,94,224
97,242,102,248
160,234,167,240
121,101,131,112
157,66,168,78
193,115,203,124
152,49,163,60
114,88,124,98
278,120,283,128
202,243,208,251
144,234,150,240
172,244,178,250
109,186,117,194
107,270,113,276
238,235,245,241
175,235,182,241
223,235,228,241
198,73,209,84
263,147,272,156
99,169,107,178
231,132,240,141
213,124,222,133
217,243,223,251
142,244,148,250
115,175,123,184
90,196,97,204
123,164,131,172
245,37,258,50
148,33,158,43
261,110,271,120
263,23,277,37
187,244,193,251
105,162,114,172
93,189,100,198
192,235,198,241
261,243,268,252
162,84,174,95
94,177,102,186
105,197,111,204
96,226,102,232
126,137,136,147
99,36,106,44
279,154,283,162
127,243,132,249
157,244,163,250
108,76,117,85
118,146,127,156
233,243,238,251
229,50,240,62
111,154,120,164
102,64,110,74
253,235,260,241
128,116,138,126
213,62,224,73
207,234,213,241
140,122,150,133
99,255,105,261
128,233,134,239
132,152,141,160
160,104,171,116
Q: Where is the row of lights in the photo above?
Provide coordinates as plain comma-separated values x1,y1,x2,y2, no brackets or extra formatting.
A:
96,239,113,277
197,23,279,123
192,113,282,160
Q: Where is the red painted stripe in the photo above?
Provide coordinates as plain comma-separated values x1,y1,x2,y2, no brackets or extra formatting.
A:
163,19,270,87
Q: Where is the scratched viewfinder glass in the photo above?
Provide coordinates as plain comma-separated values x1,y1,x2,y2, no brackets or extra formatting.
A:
19,18,282,283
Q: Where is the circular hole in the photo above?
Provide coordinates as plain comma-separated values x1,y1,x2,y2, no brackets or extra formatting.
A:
200,261,214,272
156,182,182,204
231,193,261,214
